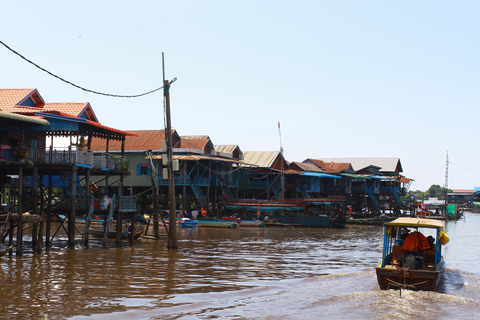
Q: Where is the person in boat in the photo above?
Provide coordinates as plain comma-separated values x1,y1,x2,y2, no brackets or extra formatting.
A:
400,227,410,240
427,235,435,250
126,222,136,235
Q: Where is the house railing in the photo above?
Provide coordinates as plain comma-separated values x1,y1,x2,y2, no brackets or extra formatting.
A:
92,154,126,170
0,146,94,166
38,147,94,166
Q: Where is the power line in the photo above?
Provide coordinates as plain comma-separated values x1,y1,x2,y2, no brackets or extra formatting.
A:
0,40,164,98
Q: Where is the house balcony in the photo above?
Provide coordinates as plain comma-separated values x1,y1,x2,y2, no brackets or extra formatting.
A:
35,147,94,166
0,146,130,171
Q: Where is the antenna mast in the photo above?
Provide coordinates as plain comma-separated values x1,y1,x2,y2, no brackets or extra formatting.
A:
444,151,449,214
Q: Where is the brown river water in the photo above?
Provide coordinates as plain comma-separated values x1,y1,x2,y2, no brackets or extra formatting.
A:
1,212,480,319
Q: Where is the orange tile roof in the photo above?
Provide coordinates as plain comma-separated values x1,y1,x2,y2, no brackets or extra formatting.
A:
0,88,44,112
44,102,97,121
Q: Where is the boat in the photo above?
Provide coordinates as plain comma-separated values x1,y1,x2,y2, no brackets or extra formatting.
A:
346,215,397,225
262,217,294,227
179,218,198,228
222,217,265,227
197,219,239,228
0,245,13,257
147,217,198,228
220,197,347,228
375,217,449,291
238,220,265,227
88,227,142,240
58,214,105,227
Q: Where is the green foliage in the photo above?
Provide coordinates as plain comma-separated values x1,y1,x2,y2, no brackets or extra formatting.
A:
405,184,453,200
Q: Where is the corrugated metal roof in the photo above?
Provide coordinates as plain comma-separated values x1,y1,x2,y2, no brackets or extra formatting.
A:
151,154,246,164
179,138,209,150
214,145,239,154
399,176,413,183
243,151,281,168
317,158,403,173
290,162,323,172
180,135,210,140
90,130,177,151
452,189,474,194
179,135,215,154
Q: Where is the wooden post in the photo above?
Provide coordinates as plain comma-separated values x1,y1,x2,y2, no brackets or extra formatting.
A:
116,140,125,246
32,165,39,252
68,166,78,249
46,174,52,250
16,167,23,256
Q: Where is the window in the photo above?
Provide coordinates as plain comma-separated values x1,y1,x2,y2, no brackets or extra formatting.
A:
137,163,151,176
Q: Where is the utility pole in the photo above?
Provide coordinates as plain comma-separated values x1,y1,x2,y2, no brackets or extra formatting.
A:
163,53,177,249
278,121,285,200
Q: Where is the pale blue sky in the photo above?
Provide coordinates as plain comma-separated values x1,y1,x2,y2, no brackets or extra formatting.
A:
1,1,479,191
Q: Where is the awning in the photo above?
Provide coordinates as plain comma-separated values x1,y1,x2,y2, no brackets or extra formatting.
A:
339,173,372,180
300,172,341,179
0,111,50,125
370,175,396,180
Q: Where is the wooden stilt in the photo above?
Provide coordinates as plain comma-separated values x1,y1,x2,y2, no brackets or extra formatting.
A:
16,167,23,256
32,165,38,252
68,166,78,249
46,175,52,250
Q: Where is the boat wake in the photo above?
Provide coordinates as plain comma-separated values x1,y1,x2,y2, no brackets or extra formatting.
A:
68,270,480,320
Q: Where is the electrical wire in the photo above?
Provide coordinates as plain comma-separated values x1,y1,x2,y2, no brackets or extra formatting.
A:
0,40,164,98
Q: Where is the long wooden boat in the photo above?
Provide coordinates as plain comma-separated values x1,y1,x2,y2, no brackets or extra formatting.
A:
220,197,347,228
147,218,198,228
89,227,142,240
197,219,239,228
222,217,265,227
375,217,449,291
346,216,397,225
238,220,265,227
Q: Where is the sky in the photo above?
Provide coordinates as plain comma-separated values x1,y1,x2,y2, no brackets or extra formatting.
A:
1,1,479,191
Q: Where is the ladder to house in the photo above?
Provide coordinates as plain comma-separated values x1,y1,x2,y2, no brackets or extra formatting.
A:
393,190,403,206
220,182,233,199
366,186,381,211
60,171,85,198
191,183,207,206
299,185,309,198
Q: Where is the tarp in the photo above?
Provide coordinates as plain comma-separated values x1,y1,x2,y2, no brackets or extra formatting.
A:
339,173,372,180
308,202,332,206
300,172,341,179
446,204,457,218
370,175,396,180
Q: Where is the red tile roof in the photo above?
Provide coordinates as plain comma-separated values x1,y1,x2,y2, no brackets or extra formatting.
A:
0,88,44,112
44,102,97,121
